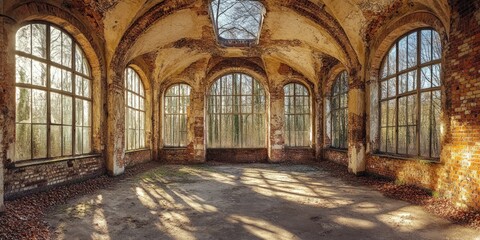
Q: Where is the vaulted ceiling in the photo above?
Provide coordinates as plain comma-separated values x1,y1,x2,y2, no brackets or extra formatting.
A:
5,0,451,86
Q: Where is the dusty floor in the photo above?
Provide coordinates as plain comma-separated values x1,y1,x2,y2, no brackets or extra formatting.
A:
45,164,480,240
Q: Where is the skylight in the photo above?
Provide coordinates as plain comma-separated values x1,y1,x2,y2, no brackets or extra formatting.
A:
210,0,265,46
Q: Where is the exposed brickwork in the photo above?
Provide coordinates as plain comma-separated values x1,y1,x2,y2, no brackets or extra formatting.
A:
159,148,201,164
362,2,480,210
4,157,105,199
206,149,268,163
324,149,348,166
125,150,152,167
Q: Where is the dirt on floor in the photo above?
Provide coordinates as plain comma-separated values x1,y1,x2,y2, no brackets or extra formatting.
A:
44,164,480,240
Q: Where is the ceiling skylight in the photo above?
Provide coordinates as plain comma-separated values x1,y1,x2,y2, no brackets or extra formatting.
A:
210,0,265,46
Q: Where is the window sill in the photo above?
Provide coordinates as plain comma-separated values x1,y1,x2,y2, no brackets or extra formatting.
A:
284,147,314,150
326,148,348,153
125,148,150,154
9,154,102,169
371,153,441,164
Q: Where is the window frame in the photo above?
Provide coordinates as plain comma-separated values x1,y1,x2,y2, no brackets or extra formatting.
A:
330,71,349,150
283,82,312,148
207,72,267,148
209,0,266,47
163,83,191,148
124,67,147,151
14,21,93,162
377,28,442,160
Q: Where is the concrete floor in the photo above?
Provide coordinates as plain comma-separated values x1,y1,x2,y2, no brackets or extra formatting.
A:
45,164,480,240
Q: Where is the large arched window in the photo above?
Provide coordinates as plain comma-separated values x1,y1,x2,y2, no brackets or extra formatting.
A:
15,22,92,161
284,83,311,147
207,73,266,148
125,67,145,150
164,84,191,147
331,71,348,149
379,28,442,158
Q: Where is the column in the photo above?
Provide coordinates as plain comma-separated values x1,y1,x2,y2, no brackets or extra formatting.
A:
269,84,285,162
0,7,16,212
106,71,126,176
347,70,366,174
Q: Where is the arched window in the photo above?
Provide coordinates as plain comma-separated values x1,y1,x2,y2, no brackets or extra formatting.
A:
379,28,442,158
15,22,92,161
284,83,311,147
164,84,191,147
125,67,146,150
331,71,348,149
207,73,265,148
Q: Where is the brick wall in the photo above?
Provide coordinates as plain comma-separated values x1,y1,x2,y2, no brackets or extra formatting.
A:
206,149,268,163
4,156,105,199
125,149,152,167
324,149,348,166
362,2,480,210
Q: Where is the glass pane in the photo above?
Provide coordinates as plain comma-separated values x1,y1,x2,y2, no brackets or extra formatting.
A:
50,125,62,157
398,127,407,154
420,92,431,157
51,92,62,124
32,89,47,123
408,70,417,92
32,124,47,158
76,99,83,126
50,66,62,90
431,91,441,157
31,59,47,87
75,76,83,96
15,124,31,160
398,97,407,125
381,80,388,99
398,36,407,71
381,101,387,127
380,128,387,152
421,30,432,64
387,127,396,153
16,25,31,54
432,64,441,87
407,94,417,125
50,26,62,65
16,87,31,123
388,45,397,76
63,95,73,125
432,31,442,61
75,127,83,154
399,73,407,94
63,71,72,92
16,55,31,84
407,126,417,155
388,99,396,127
62,32,72,67
75,45,83,73
83,128,91,153
83,100,91,127
63,126,72,155
32,24,47,59
421,66,432,89
407,32,417,68
388,78,396,98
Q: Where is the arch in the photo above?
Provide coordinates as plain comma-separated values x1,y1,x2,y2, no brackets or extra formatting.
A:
283,82,312,147
8,2,106,154
206,67,269,96
124,67,147,151
377,28,442,159
370,12,447,75
163,83,192,147
206,72,267,148
14,21,94,160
